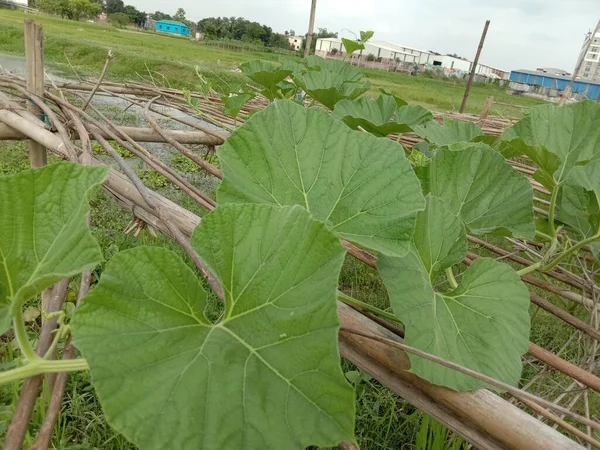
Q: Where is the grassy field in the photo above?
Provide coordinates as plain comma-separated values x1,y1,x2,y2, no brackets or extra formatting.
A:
0,9,544,117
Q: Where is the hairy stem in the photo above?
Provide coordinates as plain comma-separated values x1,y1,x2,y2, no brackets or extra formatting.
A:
337,291,400,323
12,308,39,362
0,359,88,386
445,267,459,289
517,262,542,277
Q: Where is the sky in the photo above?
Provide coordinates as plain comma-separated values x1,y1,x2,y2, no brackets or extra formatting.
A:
134,0,599,71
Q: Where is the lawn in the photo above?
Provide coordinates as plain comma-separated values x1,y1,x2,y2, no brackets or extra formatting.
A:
0,9,544,117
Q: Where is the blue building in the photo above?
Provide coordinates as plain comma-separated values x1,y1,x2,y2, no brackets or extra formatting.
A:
155,20,190,37
509,69,600,101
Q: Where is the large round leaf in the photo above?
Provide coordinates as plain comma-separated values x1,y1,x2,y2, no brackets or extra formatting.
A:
503,100,600,181
379,253,530,391
413,118,483,147
292,71,370,109
428,143,534,238
0,163,107,333
217,100,426,256
72,204,355,450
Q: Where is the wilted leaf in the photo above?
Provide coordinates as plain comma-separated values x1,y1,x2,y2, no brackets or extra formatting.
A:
72,204,355,450
218,100,425,256
379,254,530,391
428,143,534,238
0,163,107,333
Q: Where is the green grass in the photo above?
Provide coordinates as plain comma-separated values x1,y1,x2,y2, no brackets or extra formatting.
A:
0,9,543,117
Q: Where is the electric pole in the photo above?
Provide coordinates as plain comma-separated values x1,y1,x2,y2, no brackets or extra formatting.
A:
304,0,317,58
560,18,600,105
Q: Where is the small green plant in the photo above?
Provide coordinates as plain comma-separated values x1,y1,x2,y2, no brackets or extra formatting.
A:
91,142,134,158
135,167,169,189
171,154,200,173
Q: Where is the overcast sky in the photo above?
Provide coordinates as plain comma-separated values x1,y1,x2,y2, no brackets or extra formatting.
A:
135,0,598,70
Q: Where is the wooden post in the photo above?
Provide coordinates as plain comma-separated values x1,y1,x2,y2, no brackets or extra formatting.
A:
479,96,494,122
459,20,490,114
24,20,46,167
304,0,317,58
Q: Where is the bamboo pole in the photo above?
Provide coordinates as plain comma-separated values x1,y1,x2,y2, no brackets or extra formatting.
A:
304,0,317,58
0,108,587,450
23,19,46,167
459,20,490,114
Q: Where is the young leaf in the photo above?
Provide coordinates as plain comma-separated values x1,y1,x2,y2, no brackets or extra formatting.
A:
359,30,375,42
429,143,535,238
341,38,365,56
413,119,483,147
0,163,107,334
223,93,255,119
503,100,600,181
412,195,467,277
240,60,293,91
378,254,530,391
72,204,355,450
218,100,426,256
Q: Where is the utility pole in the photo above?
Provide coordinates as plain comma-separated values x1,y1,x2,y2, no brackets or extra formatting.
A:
559,18,600,106
459,20,490,114
304,0,317,58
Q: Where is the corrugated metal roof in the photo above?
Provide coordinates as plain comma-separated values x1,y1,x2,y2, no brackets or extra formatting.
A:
156,20,188,27
512,69,600,85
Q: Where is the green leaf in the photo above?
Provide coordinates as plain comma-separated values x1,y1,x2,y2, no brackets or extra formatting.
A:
429,143,535,238
341,38,365,56
218,100,425,256
332,94,409,137
412,195,467,277
378,88,407,107
395,105,433,128
359,30,375,42
223,93,255,118
0,163,107,333
304,55,363,82
413,119,483,147
72,204,355,450
378,254,530,391
240,60,293,90
503,100,600,181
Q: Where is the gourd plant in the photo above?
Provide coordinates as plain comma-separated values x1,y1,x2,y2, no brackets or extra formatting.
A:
2,63,600,449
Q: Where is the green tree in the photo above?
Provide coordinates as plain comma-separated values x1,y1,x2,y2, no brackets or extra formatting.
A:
104,0,123,14
109,11,129,27
69,0,100,20
150,10,172,20
173,7,186,22
123,4,145,26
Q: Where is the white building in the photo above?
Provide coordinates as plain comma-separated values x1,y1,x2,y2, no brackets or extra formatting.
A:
578,25,600,82
316,37,345,53
288,35,304,52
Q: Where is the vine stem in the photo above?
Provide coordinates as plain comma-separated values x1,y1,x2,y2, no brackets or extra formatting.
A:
445,267,458,289
336,291,400,323
541,233,600,272
547,184,560,238
12,308,40,362
0,359,88,385
517,262,542,277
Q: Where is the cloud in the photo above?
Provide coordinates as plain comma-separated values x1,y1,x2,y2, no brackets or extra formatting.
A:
134,0,598,70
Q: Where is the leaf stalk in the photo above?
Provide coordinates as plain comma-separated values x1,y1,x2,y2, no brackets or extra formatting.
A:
0,358,88,385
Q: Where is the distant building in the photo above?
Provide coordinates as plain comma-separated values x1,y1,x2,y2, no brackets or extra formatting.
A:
509,69,600,100
155,20,190,37
288,35,304,51
577,28,600,82
536,67,571,77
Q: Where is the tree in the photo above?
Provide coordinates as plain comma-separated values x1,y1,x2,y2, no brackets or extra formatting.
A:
289,29,295,36
109,11,129,27
302,27,338,53
38,0,72,18
150,11,172,21
173,7,186,22
104,0,123,14
123,4,145,27
69,0,100,20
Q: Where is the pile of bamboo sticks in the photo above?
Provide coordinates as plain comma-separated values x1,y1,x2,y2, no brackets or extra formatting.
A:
0,24,598,450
